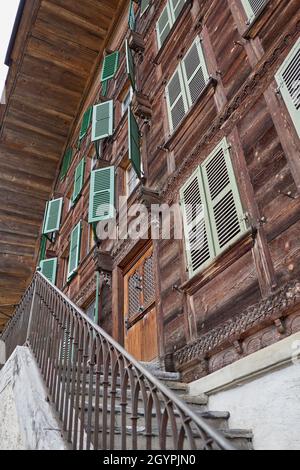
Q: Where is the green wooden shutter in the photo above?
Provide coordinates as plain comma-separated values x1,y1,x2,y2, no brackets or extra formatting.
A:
40,258,58,285
140,0,149,16
201,139,247,255
165,66,189,132
89,167,115,223
128,108,141,178
181,37,210,107
241,0,267,23
180,167,215,277
43,198,63,234
169,0,186,21
60,148,73,180
128,0,136,30
67,222,82,280
91,101,114,142
101,52,120,82
72,158,85,203
275,38,300,138
156,3,173,49
79,107,92,142
126,39,136,90
39,235,47,263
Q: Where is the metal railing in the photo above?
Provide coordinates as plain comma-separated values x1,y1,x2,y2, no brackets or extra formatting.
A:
0,271,235,450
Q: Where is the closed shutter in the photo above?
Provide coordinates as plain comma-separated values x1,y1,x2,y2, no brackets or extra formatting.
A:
241,0,267,23
180,168,214,277
166,66,189,132
156,3,173,49
91,101,114,142
40,258,58,285
275,38,300,138
126,39,136,90
101,52,120,82
43,198,63,234
60,148,73,180
79,107,92,142
140,0,149,16
68,222,82,280
88,167,115,223
128,0,136,30
181,37,210,107
169,0,186,22
201,139,247,255
128,108,141,179
72,158,85,203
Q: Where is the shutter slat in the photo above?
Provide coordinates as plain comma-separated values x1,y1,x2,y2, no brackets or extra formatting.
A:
43,198,63,234
40,258,58,285
88,167,115,223
72,158,85,203
68,222,82,280
181,38,209,107
101,52,120,82
92,101,114,142
128,108,141,179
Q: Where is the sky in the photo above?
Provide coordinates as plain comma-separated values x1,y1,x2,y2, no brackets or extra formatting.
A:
0,0,20,93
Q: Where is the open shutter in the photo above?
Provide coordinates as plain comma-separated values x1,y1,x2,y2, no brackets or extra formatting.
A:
166,66,189,132
169,0,186,22
181,37,210,107
39,235,47,263
79,107,92,141
101,52,119,82
68,222,82,280
40,258,58,285
156,3,173,49
201,139,247,255
91,101,114,142
241,0,267,23
275,38,300,138
89,167,115,223
72,158,85,203
128,0,136,30
180,167,215,277
43,198,63,234
128,108,141,178
60,148,73,180
140,0,149,16
126,39,136,90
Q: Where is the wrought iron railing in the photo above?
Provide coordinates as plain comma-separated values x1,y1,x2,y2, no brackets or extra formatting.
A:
0,272,235,450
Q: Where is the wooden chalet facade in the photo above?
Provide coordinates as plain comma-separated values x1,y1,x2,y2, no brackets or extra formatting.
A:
1,0,300,383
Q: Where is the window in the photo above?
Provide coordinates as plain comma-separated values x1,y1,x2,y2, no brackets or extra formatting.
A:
86,298,96,321
126,163,140,196
180,139,247,278
166,37,209,132
156,0,187,49
241,0,267,24
140,0,150,16
275,37,300,138
122,87,133,116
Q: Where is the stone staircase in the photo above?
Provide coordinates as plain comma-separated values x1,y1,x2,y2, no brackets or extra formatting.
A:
75,362,253,450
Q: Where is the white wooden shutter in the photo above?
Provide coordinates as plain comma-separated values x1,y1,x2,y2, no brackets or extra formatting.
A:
88,167,115,223
180,168,214,277
91,101,114,142
156,3,173,49
275,38,300,138
169,0,186,22
166,66,189,132
201,139,247,255
181,37,210,107
241,0,267,23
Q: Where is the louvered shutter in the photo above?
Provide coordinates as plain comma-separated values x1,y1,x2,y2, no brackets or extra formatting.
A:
166,66,189,132
40,258,58,285
101,52,120,82
140,0,149,16
126,39,136,90
156,3,173,49
39,235,47,263
181,37,210,107
72,158,85,203
241,0,267,23
88,167,115,223
128,108,141,179
169,0,186,22
68,222,82,280
91,101,114,142
43,198,63,234
79,107,92,141
128,0,136,30
60,148,73,180
201,139,247,255
180,168,214,277
275,38,300,138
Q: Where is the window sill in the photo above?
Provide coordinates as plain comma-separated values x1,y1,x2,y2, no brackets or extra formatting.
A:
242,1,272,39
153,0,193,66
164,78,217,151
180,228,255,296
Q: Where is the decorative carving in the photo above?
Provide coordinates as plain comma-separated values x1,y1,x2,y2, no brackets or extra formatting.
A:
128,31,145,54
131,92,152,121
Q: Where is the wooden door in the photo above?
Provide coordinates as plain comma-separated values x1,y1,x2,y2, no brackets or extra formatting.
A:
124,245,158,362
